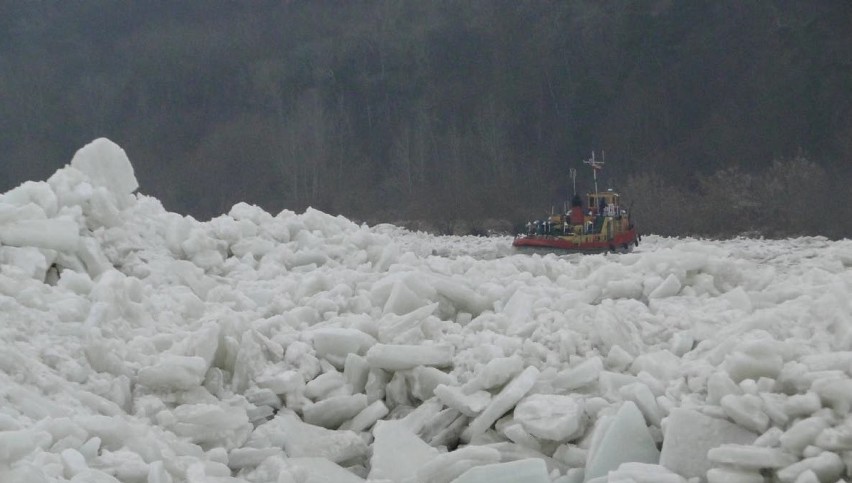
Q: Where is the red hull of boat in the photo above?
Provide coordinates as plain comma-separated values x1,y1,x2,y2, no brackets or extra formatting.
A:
513,228,639,254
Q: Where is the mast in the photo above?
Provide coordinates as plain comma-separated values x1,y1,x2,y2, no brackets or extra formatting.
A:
569,168,577,197
583,151,605,195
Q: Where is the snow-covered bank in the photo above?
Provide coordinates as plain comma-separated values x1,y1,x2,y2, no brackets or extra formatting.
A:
2,138,852,482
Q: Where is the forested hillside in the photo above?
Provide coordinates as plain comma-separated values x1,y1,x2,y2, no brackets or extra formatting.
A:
2,1,851,237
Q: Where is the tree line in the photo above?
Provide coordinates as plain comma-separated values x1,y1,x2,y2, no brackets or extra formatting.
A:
1,1,850,238
621,156,850,239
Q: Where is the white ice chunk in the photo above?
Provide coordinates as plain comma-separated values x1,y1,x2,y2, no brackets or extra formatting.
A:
311,327,376,359
185,240,225,271
707,444,796,470
450,458,549,483
411,366,457,401
629,350,680,382
304,371,349,401
619,382,663,427
0,180,58,215
377,303,438,344
5,385,70,419
256,369,304,398
721,394,770,434
606,345,634,371
0,429,42,464
604,278,644,300
0,246,50,280
780,417,830,455
482,441,564,476
69,138,138,196
366,343,454,371
369,419,438,482
598,462,687,483
462,366,539,442
76,415,133,451
147,461,172,483
462,355,524,393
584,401,660,482
366,368,390,404
814,420,852,451
167,403,252,449
776,451,844,483
302,394,368,429
706,467,764,483
0,218,80,251
599,371,640,399
501,423,541,451
513,394,585,441
84,186,124,227
77,439,101,465
429,413,470,448
185,459,232,481
385,371,413,408
339,400,388,432
400,397,445,434
68,468,121,483
137,355,208,390
344,353,371,394
0,414,22,432
0,199,47,224
0,466,49,483
553,445,587,467
812,377,852,414
784,392,822,418
276,413,368,464
37,418,86,447
227,447,284,470
92,449,149,482
180,322,222,367
648,274,682,299
793,470,820,483
279,457,365,483
707,371,743,405
415,446,501,483
555,469,584,483
721,286,753,312
800,351,852,372
232,331,270,393
659,408,758,479
76,236,112,277
429,275,490,316
754,426,784,447
552,357,602,392
670,332,694,357
724,339,784,382
383,277,433,316
434,384,491,417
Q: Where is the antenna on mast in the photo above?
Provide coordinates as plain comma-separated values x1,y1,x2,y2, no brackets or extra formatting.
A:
583,151,605,195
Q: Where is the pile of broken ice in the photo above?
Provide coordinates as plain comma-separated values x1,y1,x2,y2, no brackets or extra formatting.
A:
2,138,852,482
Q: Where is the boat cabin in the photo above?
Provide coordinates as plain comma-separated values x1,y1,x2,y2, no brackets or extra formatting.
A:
589,190,620,216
